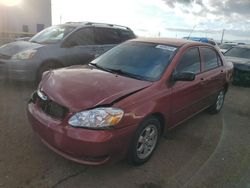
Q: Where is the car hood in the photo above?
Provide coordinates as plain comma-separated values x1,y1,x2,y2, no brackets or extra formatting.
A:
0,41,43,57
40,65,152,112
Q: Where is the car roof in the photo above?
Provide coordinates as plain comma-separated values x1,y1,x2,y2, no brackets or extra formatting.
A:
131,37,206,47
61,21,132,31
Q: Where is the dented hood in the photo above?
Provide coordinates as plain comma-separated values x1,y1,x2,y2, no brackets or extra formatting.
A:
40,65,152,112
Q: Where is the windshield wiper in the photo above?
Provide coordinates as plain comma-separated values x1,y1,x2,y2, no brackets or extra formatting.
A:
89,63,145,80
89,63,113,73
106,68,145,80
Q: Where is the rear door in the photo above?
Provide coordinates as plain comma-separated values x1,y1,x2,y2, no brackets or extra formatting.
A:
170,47,205,126
199,47,225,106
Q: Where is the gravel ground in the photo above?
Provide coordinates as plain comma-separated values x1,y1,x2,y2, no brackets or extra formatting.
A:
0,81,249,188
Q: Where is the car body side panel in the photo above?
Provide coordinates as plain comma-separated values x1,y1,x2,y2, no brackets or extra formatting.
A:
114,84,172,132
169,74,205,127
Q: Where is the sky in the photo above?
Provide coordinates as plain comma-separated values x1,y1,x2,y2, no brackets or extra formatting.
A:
52,0,250,42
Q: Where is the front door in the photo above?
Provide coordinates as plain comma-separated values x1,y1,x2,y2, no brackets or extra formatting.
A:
62,27,100,66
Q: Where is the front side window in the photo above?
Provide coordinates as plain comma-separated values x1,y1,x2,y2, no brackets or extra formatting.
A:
176,47,201,74
202,47,220,71
95,28,121,44
65,28,95,46
30,25,76,44
92,42,177,81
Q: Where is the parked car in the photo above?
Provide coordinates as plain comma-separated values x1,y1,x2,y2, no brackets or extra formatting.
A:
0,22,135,82
224,45,250,86
219,43,237,53
27,38,233,166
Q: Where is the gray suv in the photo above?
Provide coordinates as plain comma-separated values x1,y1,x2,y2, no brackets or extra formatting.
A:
0,22,135,82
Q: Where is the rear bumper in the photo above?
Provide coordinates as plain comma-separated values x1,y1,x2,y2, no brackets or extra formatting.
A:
27,102,137,165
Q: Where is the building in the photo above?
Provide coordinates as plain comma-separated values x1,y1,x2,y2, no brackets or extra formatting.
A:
0,0,51,44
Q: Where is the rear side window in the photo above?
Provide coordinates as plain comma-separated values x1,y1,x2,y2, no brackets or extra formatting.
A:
118,29,134,41
66,28,95,46
202,47,220,71
176,47,201,74
94,28,121,44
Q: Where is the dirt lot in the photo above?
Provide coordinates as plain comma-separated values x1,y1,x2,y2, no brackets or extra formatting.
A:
0,81,249,188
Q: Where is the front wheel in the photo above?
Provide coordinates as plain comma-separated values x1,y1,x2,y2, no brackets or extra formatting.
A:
208,90,225,114
128,117,161,165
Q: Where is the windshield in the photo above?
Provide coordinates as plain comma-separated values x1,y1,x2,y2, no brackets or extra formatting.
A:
219,44,235,49
224,47,250,59
30,25,76,44
92,41,177,82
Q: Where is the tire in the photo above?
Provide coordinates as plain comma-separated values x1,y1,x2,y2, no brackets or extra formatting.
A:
128,117,161,165
36,63,62,84
208,90,225,114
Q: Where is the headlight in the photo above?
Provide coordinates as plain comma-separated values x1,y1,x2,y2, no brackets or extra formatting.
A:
68,108,124,128
11,49,37,60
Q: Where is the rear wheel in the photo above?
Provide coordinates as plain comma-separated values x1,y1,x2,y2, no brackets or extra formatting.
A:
128,117,161,165
208,90,225,114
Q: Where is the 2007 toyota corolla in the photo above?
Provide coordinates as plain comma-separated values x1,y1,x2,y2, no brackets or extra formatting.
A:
27,38,233,165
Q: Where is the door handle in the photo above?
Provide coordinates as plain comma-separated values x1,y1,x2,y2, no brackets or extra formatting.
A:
200,77,206,86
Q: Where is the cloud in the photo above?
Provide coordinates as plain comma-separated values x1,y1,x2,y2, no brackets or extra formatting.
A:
160,0,250,40
163,0,250,20
162,0,250,24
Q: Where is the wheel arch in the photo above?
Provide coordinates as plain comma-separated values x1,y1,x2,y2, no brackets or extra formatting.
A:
223,82,229,93
143,112,166,135
36,59,64,83
40,59,64,69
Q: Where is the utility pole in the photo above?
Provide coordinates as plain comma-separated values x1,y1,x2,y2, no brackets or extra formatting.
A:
221,29,225,44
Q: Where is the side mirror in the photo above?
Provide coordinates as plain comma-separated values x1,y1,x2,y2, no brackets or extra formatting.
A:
172,72,196,81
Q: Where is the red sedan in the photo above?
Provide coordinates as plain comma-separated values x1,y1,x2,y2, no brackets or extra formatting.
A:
27,38,233,165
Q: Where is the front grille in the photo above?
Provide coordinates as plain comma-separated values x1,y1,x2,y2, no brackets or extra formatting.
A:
30,91,68,120
0,54,11,60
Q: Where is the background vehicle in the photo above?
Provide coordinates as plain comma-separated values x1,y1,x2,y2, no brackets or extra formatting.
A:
224,45,250,86
0,22,135,82
183,37,220,51
219,42,237,53
27,38,233,166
